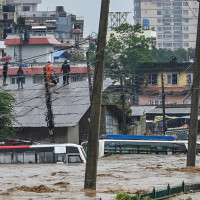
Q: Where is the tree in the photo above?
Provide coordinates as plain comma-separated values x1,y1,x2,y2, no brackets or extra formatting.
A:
0,91,16,140
105,23,155,105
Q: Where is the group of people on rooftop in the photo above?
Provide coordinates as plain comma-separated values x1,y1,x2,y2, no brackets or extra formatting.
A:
2,60,70,88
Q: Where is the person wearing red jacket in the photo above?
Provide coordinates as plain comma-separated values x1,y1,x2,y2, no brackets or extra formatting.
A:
45,61,55,85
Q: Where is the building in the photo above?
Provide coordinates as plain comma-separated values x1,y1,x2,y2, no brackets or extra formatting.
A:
0,0,84,42
136,62,194,106
5,32,61,63
2,79,123,144
0,65,89,86
134,0,198,50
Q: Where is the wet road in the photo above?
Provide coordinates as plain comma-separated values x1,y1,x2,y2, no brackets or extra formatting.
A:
1,154,200,200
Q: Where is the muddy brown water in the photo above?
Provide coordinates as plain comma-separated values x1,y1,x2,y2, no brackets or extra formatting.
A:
1,154,200,200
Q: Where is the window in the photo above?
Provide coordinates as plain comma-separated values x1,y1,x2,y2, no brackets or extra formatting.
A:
173,35,182,40
183,26,189,31
157,3,161,7
183,18,189,23
148,100,162,105
173,10,182,15
183,2,188,6
158,43,162,48
157,11,161,15
173,43,182,48
184,34,189,39
3,14,7,20
167,74,178,85
163,19,172,23
162,10,172,15
163,27,172,31
186,74,193,85
163,43,172,48
173,18,182,23
68,155,82,163
173,2,182,6
173,26,182,31
148,74,158,85
184,43,189,47
157,19,162,23
163,3,171,7
157,27,162,31
183,10,188,15
163,35,172,39
23,6,30,11
157,35,162,39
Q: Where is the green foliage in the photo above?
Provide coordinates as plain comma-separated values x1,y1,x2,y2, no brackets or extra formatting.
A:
115,193,152,200
0,91,16,140
70,52,85,62
151,47,195,63
105,23,155,81
115,192,132,200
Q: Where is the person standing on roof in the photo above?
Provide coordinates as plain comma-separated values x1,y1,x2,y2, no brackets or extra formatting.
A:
3,61,8,86
17,66,24,89
61,60,70,84
45,61,55,85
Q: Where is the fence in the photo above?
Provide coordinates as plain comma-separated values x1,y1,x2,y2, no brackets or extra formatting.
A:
132,181,200,200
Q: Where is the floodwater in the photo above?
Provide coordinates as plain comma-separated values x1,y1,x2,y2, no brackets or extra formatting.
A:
1,154,200,200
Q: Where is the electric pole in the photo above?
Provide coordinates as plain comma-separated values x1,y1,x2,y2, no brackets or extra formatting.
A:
187,2,200,167
86,51,93,103
84,0,110,190
161,73,166,134
43,67,55,143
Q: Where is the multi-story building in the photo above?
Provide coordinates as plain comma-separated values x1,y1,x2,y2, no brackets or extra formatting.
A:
136,62,194,106
134,0,198,50
0,0,84,42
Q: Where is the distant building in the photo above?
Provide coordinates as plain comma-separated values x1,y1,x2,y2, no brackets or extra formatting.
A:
134,0,198,50
5,32,60,63
0,0,84,42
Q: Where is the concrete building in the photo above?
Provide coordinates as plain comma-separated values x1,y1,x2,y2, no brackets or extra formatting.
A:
0,0,84,42
134,0,198,50
5,32,60,63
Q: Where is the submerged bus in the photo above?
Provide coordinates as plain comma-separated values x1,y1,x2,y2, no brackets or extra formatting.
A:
0,143,86,164
82,139,200,158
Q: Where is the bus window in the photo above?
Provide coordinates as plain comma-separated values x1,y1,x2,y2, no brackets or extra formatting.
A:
45,152,54,163
4,153,12,164
68,155,82,163
37,152,45,163
67,146,79,153
13,153,24,163
55,153,66,163
24,153,35,163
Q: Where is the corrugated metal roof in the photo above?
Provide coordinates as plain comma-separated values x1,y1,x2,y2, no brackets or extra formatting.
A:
5,79,113,128
131,106,156,116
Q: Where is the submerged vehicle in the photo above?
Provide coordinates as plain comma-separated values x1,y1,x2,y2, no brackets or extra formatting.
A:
0,143,86,164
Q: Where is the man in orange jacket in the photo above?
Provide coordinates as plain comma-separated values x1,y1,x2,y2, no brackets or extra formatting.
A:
45,61,55,85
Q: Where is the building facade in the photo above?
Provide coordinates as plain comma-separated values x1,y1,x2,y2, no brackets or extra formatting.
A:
134,0,198,50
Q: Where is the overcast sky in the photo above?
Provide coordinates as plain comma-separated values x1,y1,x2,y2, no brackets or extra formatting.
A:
38,0,134,37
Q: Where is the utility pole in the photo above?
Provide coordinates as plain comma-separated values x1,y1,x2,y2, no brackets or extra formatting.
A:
187,2,200,167
43,67,55,143
84,0,110,190
161,73,166,134
86,51,93,103
120,74,126,134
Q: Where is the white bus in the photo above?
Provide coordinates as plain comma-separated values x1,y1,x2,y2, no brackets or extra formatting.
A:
82,139,200,158
0,143,86,164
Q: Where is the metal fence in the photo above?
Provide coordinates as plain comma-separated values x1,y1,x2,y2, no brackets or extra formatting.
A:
132,181,200,200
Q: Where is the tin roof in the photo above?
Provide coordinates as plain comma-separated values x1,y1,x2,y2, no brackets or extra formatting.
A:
131,106,156,116
5,79,113,128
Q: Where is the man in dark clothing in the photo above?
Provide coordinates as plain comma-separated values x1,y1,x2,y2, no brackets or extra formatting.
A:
3,61,8,86
17,66,24,89
61,60,70,84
